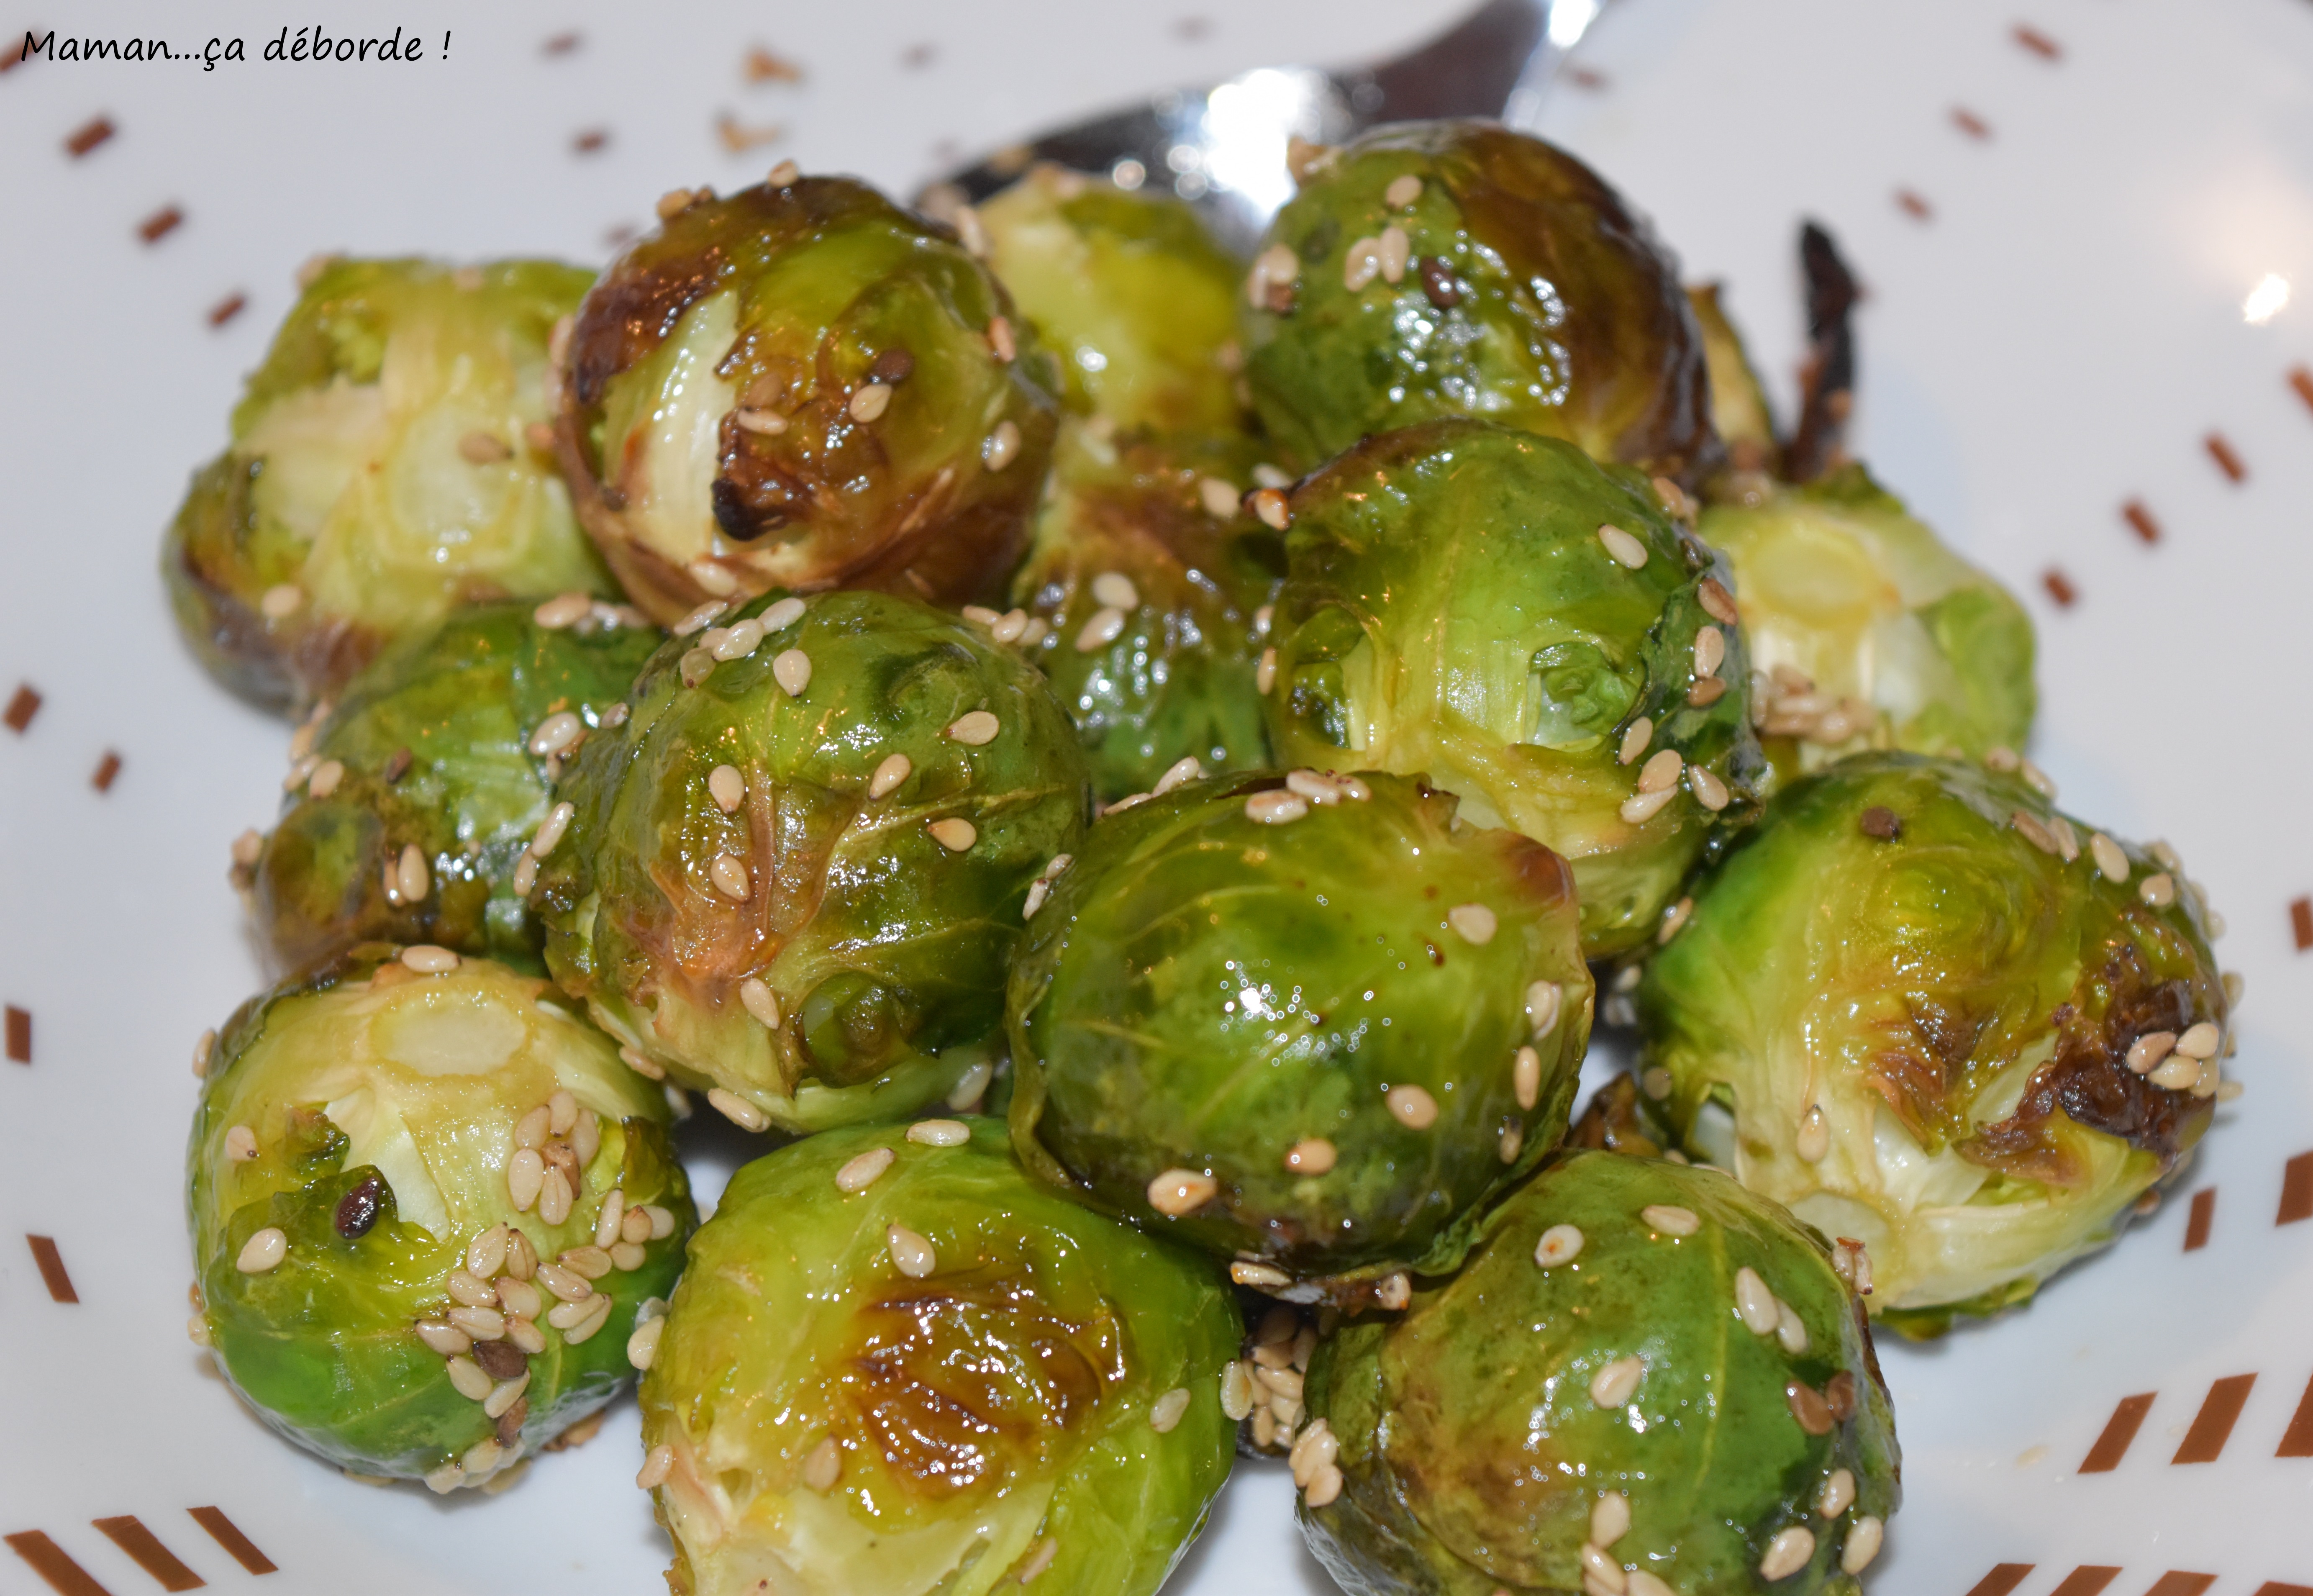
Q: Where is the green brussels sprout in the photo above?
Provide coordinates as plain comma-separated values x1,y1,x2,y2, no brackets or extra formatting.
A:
250,600,660,976
1264,419,1766,960
1008,769,1593,1298
998,423,1282,801
554,175,1062,625
1244,121,1716,480
1636,752,2228,1332
1703,465,2036,775
1300,1149,1899,1596
640,1117,1239,1596
979,164,1248,434
534,588,1090,1133
1687,282,1779,469
164,257,615,714
187,949,695,1490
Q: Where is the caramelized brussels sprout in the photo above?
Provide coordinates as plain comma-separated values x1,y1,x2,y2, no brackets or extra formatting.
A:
1002,425,1281,801
1263,419,1765,959
534,588,1090,1132
1704,465,2036,775
164,257,613,714
1244,121,1715,480
1637,752,2228,1332
554,175,1061,624
640,1118,1239,1596
187,949,694,1490
1008,770,1592,1298
1301,1150,1899,1596
251,600,659,976
979,164,1248,434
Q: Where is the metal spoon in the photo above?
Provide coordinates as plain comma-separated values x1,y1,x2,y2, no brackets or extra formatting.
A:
921,0,1610,252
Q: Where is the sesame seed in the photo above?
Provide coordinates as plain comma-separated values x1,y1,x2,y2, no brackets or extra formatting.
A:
1590,1356,1644,1408
836,1147,896,1193
457,430,512,466
2049,816,2080,862
1534,1224,1584,1267
1633,1203,1698,1239
1777,1301,1811,1355
1638,749,1684,794
846,382,893,423
446,1355,494,1401
711,618,766,661
907,1118,970,1147
707,765,746,815
1148,1168,1217,1216
1611,720,1654,770
192,1029,216,1078
1250,488,1291,529
1245,790,1309,824
2224,970,2245,1006
1257,647,1278,694
1697,575,1740,624
2020,759,2057,799
1446,903,1497,945
708,1088,770,1132
642,1205,677,1240
1343,236,1382,291
2149,1056,2202,1091
864,752,912,801
800,1436,841,1492
2140,872,2177,907
2010,810,2059,855
483,1371,530,1418
1288,1417,1339,1486
991,608,1029,644
397,843,432,903
415,1320,472,1357
709,855,751,900
1387,1083,1439,1129
531,800,575,858
305,758,344,799
771,649,812,695
515,1105,552,1149
756,596,806,634
231,829,264,869
594,1190,627,1250
1375,225,1410,285
1590,1491,1630,1547
1018,1538,1061,1583
738,976,781,1029
1760,1525,1816,1581
1657,896,1693,944
1985,744,2022,772
564,1294,617,1344
928,817,977,852
1285,769,1345,804
983,419,1022,470
733,407,788,435
2149,839,2183,872
496,1278,540,1319
1526,980,1562,1038
223,1124,259,1162
673,600,728,638
2175,1021,2220,1059
1247,244,1298,308
610,1241,648,1270
1838,1516,1884,1575
1579,1543,1626,1594
259,583,305,619
1198,477,1243,518
678,649,717,688
529,711,585,757
987,316,1016,362
1076,607,1128,651
1619,787,1676,824
1501,1047,1540,1114
401,944,459,974
231,1231,287,1278
1220,1361,1258,1420
1089,571,1139,611
446,1268,497,1308
1796,1105,1831,1162
886,1224,936,1278
1693,626,1726,679
946,1059,995,1111
447,1305,506,1340
1252,603,1274,635
618,1043,664,1080
538,1166,574,1225
947,710,1000,746
1687,765,1731,812
1384,172,1423,208
1023,880,1053,919
1734,1265,1780,1333
1598,525,1649,568
1285,1137,1337,1174
767,157,801,185
506,1149,544,1211
1817,1468,1856,1518
1154,756,1204,795
1149,1386,1192,1434
636,1443,674,1490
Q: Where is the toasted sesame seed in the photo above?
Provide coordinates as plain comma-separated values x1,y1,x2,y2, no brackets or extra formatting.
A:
563,1293,616,1344
559,1243,613,1281
448,1305,506,1340
656,188,696,221
497,1278,541,1319
733,406,788,435
847,381,892,423
1076,606,1128,651
1154,756,1204,795
984,419,1022,470
1590,1356,1643,1408
484,1371,531,1418
2149,1056,2201,1091
446,1355,494,1401
2021,759,2057,799
1088,571,1139,611
1220,1360,1259,1419
1285,1137,1337,1174
1841,1517,1883,1574
402,944,459,974
1017,1537,1061,1583
2176,1021,2220,1058
1734,1266,1780,1332
397,844,432,903
2049,816,2080,862
946,1059,995,1111
1023,880,1053,919
458,430,512,465
1384,172,1424,208
1589,1491,1631,1547
1288,1417,1339,1486
1198,476,1243,518
1525,981,1563,1041
711,618,766,661
415,1319,472,1356
947,710,1000,746
641,1205,677,1241
259,583,305,619
710,854,751,900
793,1435,841,1493
991,608,1029,644
1250,488,1291,530
2010,810,2059,855
1148,1386,1193,1434
1256,646,1279,694
928,817,977,852
506,1149,545,1211
1619,787,1676,824
673,601,728,638
538,1166,574,1225
1795,1104,1832,1162
708,1088,770,1132
1579,1543,1626,1594
1696,575,1740,623
1688,765,1730,811
705,765,747,815
771,648,812,696
529,711,585,758
907,1118,971,1147
1344,236,1382,291
1657,897,1693,944
860,752,913,802
1816,1467,1856,1519
886,1224,936,1278
1598,525,1649,568
1376,226,1410,283
531,800,575,857
836,1147,896,1193
731,976,780,1031
1148,1168,1217,1216
1245,790,1308,824
1985,744,2021,772
1446,903,1497,944
2140,872,2177,907
987,315,1017,362
2224,970,2245,1005
304,758,345,800
1285,768,1346,804
1639,748,1685,794
1302,1462,1344,1509
636,1443,674,1490
1534,1224,1584,1267
1760,1525,1816,1581
446,1268,497,1308
1693,626,1726,679
594,1191,626,1251
1387,1084,1439,1129
2127,1034,2177,1075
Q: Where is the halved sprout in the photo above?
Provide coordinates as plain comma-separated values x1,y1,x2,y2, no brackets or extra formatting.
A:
1302,1149,1899,1596
534,588,1090,1132
1008,770,1592,1298
251,600,659,975
554,174,1060,622
1636,752,2228,1331
640,1118,1239,1596
187,949,694,1488
164,257,614,713
1263,419,1765,959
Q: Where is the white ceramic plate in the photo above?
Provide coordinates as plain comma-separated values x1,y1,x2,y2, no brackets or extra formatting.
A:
3,1,2310,1592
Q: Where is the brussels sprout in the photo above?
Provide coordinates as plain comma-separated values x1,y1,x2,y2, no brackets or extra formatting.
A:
1300,1150,1899,1596
1687,283,1778,469
1703,464,2036,775
1263,419,1766,960
1244,121,1715,480
554,175,1061,624
1636,752,2228,1332
998,424,1281,801
250,600,660,976
187,949,695,1490
164,257,615,714
1008,769,1592,1297
979,164,1248,434
640,1117,1239,1596
534,588,1090,1132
